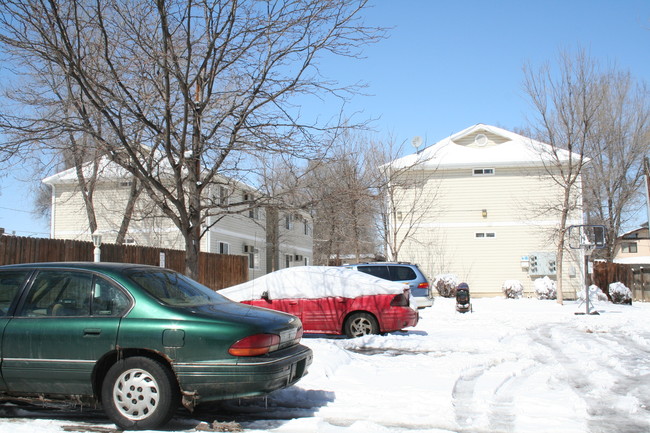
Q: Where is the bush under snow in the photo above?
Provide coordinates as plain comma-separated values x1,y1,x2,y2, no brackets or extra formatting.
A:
534,276,556,300
609,282,632,304
502,280,524,299
434,274,459,297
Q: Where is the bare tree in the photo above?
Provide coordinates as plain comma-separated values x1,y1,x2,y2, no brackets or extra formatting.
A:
581,72,650,260
0,0,382,279
304,133,378,265
368,137,438,262
523,49,605,304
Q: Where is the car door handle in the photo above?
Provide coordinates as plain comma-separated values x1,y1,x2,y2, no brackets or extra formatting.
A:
84,328,102,336
289,300,299,305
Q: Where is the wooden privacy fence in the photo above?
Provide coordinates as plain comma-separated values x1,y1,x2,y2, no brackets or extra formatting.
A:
0,235,248,291
593,261,649,302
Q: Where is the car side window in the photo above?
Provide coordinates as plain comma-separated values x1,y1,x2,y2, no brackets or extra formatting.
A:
389,266,417,281
357,265,390,280
91,277,130,316
19,270,93,317
0,270,30,316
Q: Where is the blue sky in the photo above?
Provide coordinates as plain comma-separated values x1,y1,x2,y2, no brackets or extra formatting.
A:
1,0,649,237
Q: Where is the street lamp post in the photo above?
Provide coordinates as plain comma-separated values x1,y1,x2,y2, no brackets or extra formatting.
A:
92,232,102,263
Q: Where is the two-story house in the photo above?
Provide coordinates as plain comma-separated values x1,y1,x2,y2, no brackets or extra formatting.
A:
387,124,585,297
42,159,313,280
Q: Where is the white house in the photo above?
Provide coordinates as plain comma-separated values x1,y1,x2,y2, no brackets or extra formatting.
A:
42,159,313,280
388,124,585,298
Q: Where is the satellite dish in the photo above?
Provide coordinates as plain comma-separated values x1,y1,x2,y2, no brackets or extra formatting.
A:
411,136,423,149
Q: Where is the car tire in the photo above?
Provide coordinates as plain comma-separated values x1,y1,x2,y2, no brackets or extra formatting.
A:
101,356,180,430
344,312,379,338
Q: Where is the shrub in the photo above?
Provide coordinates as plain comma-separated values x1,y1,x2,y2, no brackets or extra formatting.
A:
502,280,524,299
609,282,632,304
534,276,556,300
434,274,459,297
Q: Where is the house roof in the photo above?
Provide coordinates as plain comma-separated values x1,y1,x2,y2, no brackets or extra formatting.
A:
42,156,130,185
390,123,581,170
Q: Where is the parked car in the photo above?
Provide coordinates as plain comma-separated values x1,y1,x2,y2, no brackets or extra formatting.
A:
0,262,312,430
343,262,434,308
220,266,418,338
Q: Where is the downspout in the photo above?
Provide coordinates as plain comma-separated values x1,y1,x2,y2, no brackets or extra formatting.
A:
49,184,56,239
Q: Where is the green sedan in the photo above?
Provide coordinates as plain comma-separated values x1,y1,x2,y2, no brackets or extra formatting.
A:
0,262,312,430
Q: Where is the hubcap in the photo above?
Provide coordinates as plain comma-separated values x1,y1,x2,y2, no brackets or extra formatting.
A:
351,318,372,337
113,368,159,420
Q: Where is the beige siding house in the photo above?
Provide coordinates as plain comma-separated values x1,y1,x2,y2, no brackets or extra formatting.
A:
389,124,585,298
614,226,650,266
43,161,313,280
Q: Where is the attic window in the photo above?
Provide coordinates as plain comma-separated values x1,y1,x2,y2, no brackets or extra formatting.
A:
473,168,495,176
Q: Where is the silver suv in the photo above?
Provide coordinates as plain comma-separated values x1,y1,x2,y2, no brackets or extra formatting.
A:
343,262,433,308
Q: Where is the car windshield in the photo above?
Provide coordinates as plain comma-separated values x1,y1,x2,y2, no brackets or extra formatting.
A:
126,268,229,307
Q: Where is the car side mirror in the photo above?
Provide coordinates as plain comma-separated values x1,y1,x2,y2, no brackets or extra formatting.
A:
261,291,270,301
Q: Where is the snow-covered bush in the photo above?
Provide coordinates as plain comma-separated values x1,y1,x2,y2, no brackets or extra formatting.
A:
502,280,524,299
577,285,609,304
609,282,632,304
434,274,459,297
534,276,556,300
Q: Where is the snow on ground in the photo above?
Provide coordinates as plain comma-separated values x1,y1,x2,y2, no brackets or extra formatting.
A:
1,297,649,433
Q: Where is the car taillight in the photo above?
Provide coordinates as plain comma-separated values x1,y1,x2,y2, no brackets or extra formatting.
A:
418,282,429,289
294,326,304,344
228,333,281,356
390,293,409,306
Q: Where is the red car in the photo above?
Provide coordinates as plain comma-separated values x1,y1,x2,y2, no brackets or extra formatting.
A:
220,266,418,338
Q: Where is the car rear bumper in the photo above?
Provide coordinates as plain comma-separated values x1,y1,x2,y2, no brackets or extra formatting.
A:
173,344,313,406
378,306,418,333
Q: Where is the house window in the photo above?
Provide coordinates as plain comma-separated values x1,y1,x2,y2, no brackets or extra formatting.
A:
218,187,229,207
475,232,496,239
473,168,495,176
285,215,294,230
304,257,309,266
304,220,310,235
244,245,260,269
622,242,638,253
243,193,259,219
219,242,229,255
285,254,292,268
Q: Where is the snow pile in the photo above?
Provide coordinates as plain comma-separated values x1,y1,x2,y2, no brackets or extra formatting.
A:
577,284,609,304
609,281,632,304
220,266,407,301
534,276,556,300
502,279,524,299
434,273,459,297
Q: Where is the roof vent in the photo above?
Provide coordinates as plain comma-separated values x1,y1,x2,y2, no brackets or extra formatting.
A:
474,134,488,147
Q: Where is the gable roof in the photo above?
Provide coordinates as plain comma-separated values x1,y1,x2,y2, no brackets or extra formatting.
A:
390,123,581,170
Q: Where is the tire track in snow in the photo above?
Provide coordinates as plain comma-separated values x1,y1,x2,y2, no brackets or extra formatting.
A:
531,325,650,433
452,360,539,433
